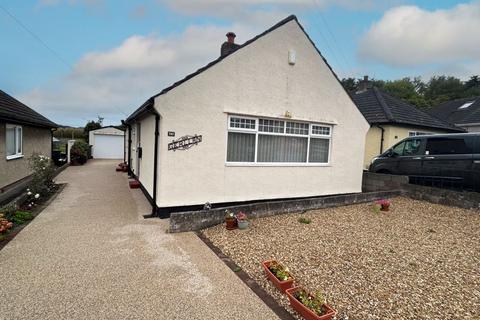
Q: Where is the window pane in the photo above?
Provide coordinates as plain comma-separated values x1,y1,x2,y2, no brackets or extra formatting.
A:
257,135,307,162
286,122,309,135
259,119,284,133
403,139,422,156
16,127,22,154
6,127,15,156
227,132,255,162
312,125,330,136
230,117,255,130
309,138,329,163
426,137,473,155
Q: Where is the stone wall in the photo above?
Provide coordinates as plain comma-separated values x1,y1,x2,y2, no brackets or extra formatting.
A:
362,171,409,192
169,190,400,233
363,171,480,210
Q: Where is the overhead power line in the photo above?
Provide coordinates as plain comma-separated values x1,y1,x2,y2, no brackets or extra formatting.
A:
0,4,73,71
0,5,130,117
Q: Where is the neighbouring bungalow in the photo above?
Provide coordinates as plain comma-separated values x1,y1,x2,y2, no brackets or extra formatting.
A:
351,77,464,169
428,96,480,132
124,15,369,216
0,90,57,198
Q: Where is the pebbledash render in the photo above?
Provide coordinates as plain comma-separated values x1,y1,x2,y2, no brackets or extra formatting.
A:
124,15,369,216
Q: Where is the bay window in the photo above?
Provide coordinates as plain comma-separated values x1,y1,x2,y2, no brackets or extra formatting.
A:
6,124,23,160
226,115,332,165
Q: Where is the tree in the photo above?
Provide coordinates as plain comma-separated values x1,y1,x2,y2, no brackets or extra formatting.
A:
83,116,103,144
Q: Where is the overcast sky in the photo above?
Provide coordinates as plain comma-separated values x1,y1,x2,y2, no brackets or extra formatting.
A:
1,0,479,126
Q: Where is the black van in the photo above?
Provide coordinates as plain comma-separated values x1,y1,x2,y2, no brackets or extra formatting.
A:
369,133,480,190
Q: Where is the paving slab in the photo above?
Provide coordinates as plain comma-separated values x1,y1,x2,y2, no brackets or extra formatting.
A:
0,160,279,320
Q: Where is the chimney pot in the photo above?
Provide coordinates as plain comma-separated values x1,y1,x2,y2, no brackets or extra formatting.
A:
226,32,236,44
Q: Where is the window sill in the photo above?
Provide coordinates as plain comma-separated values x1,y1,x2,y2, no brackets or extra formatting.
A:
6,154,24,161
225,162,331,167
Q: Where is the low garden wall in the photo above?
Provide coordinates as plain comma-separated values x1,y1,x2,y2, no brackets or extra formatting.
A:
169,190,401,233
363,171,480,210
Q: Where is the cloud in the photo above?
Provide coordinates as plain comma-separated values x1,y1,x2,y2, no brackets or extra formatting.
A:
157,0,400,17
358,2,480,67
19,23,260,126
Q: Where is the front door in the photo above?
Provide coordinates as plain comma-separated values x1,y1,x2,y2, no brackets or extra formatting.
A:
136,122,141,178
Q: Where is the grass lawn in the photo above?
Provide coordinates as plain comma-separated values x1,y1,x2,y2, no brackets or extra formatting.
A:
201,197,480,320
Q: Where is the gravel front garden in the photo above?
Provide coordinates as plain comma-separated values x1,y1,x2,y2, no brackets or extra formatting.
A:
201,197,480,320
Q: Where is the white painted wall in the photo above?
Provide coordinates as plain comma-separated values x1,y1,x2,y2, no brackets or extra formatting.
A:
130,19,369,208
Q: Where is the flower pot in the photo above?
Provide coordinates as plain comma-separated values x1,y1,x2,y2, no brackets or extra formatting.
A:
262,260,294,293
381,204,390,211
237,220,249,230
286,287,336,320
225,217,237,230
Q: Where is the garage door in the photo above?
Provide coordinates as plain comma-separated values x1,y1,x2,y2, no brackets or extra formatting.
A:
93,134,124,159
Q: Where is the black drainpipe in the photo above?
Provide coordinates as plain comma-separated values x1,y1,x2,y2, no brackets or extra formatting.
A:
376,125,385,153
152,113,160,216
51,128,56,159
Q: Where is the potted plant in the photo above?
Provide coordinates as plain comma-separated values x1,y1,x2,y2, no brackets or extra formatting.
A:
225,209,237,230
261,260,294,292
375,199,391,211
285,287,336,320
236,211,249,230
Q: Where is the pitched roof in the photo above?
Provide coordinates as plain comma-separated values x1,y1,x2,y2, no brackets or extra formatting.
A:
126,15,344,123
351,87,463,132
0,90,57,128
428,96,480,125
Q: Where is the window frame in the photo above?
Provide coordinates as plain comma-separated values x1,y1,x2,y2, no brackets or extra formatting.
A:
6,124,23,160
226,115,332,166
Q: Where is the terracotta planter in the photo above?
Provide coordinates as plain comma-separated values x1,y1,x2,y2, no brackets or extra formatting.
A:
286,287,336,320
381,204,390,211
262,260,294,292
225,217,237,230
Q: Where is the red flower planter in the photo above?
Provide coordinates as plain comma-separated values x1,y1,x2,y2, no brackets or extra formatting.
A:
381,204,390,211
262,260,294,293
286,287,336,320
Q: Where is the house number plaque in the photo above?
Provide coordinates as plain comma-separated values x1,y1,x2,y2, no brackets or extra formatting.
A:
168,135,202,151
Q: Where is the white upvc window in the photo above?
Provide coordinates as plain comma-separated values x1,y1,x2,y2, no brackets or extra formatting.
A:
226,115,332,165
6,124,23,160
409,131,431,137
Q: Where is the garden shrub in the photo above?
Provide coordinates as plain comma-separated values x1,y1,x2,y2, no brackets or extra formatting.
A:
11,211,34,224
29,154,56,197
70,141,89,164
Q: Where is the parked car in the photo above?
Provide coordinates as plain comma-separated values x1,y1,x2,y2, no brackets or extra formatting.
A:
369,133,480,190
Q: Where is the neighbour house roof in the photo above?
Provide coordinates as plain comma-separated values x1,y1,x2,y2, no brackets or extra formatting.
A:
351,87,463,132
0,90,57,128
428,96,480,126
126,15,346,123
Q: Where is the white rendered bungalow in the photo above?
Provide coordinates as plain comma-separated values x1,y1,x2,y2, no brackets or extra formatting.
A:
124,15,369,217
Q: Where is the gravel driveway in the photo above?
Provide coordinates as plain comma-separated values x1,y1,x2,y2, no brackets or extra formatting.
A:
202,197,480,320
0,160,279,320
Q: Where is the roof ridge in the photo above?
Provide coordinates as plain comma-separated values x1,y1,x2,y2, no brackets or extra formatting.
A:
372,87,394,122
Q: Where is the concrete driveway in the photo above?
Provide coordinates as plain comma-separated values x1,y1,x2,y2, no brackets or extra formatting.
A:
0,160,279,320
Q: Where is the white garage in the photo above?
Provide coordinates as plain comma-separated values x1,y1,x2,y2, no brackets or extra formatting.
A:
89,126,125,159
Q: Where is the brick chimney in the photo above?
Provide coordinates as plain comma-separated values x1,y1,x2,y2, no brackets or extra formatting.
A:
221,32,240,57
356,75,370,93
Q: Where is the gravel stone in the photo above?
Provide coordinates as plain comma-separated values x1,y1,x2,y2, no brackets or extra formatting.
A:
202,197,480,320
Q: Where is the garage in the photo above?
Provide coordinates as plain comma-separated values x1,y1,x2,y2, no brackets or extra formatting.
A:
89,126,125,159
